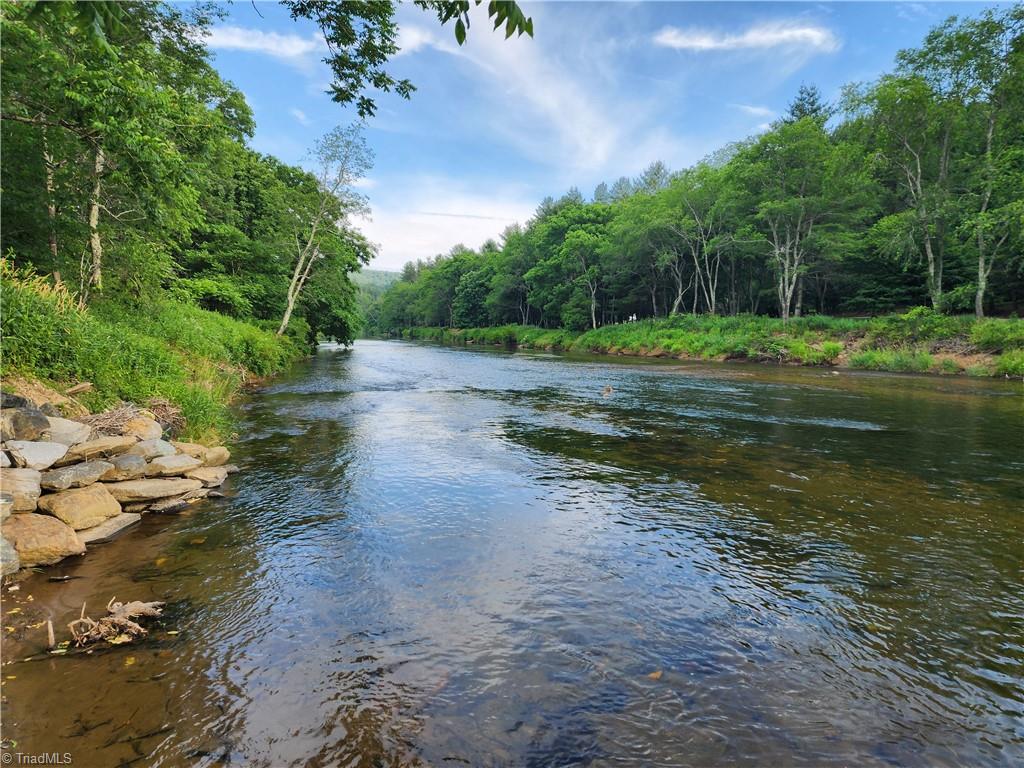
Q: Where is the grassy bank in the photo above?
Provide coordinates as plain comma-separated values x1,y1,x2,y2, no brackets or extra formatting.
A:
0,261,304,440
397,309,1024,378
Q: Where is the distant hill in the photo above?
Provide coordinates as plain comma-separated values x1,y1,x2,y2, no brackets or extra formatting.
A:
352,269,400,291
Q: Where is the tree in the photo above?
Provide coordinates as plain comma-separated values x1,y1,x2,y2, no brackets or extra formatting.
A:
785,84,834,125
278,124,373,335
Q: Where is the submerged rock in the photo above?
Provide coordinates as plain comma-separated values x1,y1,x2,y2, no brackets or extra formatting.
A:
125,438,177,461
146,488,210,513
145,454,203,477
79,512,142,544
100,454,148,481
5,440,68,470
103,477,203,502
2,513,85,566
40,460,114,490
44,416,94,446
57,435,138,465
38,484,122,530
1,468,42,511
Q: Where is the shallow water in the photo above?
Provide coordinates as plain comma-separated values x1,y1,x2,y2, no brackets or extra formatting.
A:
2,339,1022,767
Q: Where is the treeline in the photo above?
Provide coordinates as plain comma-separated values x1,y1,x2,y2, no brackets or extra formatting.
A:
1,2,371,347
368,7,1024,335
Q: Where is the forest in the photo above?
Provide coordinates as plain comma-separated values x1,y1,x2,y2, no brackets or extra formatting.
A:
367,6,1024,337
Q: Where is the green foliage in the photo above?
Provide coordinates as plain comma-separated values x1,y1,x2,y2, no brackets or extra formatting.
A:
849,349,934,373
995,349,1024,376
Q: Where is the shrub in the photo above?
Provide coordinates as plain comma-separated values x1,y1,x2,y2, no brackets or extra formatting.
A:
995,349,1024,377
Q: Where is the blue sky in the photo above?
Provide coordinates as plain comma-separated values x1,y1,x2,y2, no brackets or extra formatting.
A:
203,1,988,270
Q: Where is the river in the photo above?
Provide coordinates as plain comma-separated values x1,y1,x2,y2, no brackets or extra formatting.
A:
2,339,1022,767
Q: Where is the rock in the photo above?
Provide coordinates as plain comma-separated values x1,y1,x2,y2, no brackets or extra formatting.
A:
40,460,114,490
1,468,42,511
0,537,19,576
5,440,69,470
78,513,141,544
146,488,210,513
145,454,203,477
56,434,138,465
125,438,177,460
1,452,9,468
184,466,228,487
37,484,122,530
0,493,12,521
44,416,94,446
99,454,148,481
121,416,163,441
203,446,231,467
0,392,34,409
0,407,51,441
171,441,208,461
223,464,240,474
1,513,85,566
40,403,62,417
103,478,202,502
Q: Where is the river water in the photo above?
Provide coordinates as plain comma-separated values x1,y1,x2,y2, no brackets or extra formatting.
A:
2,340,1022,767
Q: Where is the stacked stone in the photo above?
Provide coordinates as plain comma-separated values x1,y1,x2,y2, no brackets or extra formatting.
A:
0,395,235,577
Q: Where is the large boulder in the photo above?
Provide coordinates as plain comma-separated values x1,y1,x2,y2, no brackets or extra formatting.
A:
0,537,19,575
1,468,42,511
145,454,203,477
78,512,141,544
184,466,228,487
126,439,177,461
37,484,122,530
103,478,202,502
6,440,69,470
121,416,163,441
44,417,94,446
40,460,114,491
1,513,85,566
0,392,34,409
171,441,208,461
203,446,231,467
99,454,148,482
56,434,138,465
0,407,50,442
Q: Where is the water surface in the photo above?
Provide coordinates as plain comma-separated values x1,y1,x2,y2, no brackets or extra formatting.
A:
3,340,1022,767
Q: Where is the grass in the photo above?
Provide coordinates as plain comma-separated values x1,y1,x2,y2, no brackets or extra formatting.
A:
395,307,1024,379
0,260,302,441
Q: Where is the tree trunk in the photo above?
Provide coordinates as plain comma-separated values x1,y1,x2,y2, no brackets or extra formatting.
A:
42,129,59,261
794,276,803,317
589,284,598,330
86,146,106,298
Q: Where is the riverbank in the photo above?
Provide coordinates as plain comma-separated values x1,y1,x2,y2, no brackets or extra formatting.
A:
0,260,305,443
396,310,1024,378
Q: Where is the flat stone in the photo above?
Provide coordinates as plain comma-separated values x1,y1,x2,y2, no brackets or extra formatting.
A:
37,484,122,530
125,439,177,460
1,513,85,567
44,417,94,446
145,454,203,477
57,435,138,465
0,407,50,441
78,513,142,544
1,468,42,511
5,440,68,470
184,466,228,487
203,446,231,467
121,416,163,441
103,478,203,502
171,441,208,461
147,488,210,513
100,454,148,481
0,493,12,521
0,537,19,576
40,460,114,490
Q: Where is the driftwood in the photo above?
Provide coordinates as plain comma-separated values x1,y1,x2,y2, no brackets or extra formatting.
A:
68,596,165,647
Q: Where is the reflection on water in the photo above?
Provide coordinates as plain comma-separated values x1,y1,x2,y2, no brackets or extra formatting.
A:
2,340,1022,767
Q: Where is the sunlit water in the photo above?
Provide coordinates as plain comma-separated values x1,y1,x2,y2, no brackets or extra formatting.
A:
3,340,1022,767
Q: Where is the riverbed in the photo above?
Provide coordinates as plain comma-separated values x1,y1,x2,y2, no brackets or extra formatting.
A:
2,339,1022,766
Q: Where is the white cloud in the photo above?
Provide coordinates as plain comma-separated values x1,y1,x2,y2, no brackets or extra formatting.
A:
205,25,325,69
653,21,840,54
733,103,775,118
289,107,310,126
395,25,461,57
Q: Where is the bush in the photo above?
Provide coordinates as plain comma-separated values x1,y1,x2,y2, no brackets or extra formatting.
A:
995,349,1024,377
